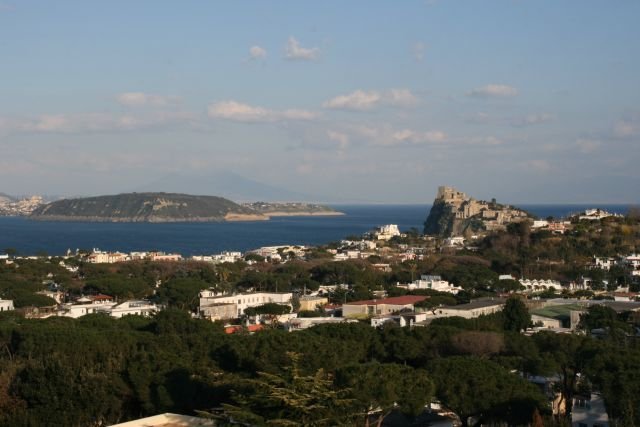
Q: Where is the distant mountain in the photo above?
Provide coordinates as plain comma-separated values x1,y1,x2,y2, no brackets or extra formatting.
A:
30,193,267,222
133,171,316,202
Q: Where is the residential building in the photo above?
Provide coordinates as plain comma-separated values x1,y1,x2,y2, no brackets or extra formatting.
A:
520,279,563,292
374,224,401,241
621,254,640,277
298,296,328,311
58,302,118,318
342,295,428,318
579,209,619,221
199,291,293,320
87,250,128,264
432,299,506,319
0,299,14,312
104,300,160,318
397,275,462,294
149,252,182,262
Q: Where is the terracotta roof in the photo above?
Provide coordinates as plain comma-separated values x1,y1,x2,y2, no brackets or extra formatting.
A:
90,294,113,301
224,324,264,334
345,295,428,306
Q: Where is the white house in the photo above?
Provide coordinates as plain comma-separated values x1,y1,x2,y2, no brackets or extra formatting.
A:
87,250,128,264
397,275,462,294
520,279,563,292
444,236,465,247
432,299,506,319
58,302,118,318
374,224,401,241
199,291,293,320
102,300,160,318
592,256,615,271
621,254,640,277
579,209,619,221
0,299,14,312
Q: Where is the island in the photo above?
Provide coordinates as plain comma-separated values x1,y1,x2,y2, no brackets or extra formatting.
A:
424,186,531,237
242,201,344,217
29,193,268,222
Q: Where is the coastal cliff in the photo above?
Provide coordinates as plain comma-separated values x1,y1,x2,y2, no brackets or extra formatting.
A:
424,186,531,237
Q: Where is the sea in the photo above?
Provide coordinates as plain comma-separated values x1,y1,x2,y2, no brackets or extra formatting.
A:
0,204,633,257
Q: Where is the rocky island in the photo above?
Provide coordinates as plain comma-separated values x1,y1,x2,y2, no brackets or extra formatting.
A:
30,193,268,222
424,186,531,237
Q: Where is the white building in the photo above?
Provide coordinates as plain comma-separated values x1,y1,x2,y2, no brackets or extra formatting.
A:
431,299,506,319
0,299,14,312
374,224,401,241
149,252,182,262
102,300,160,318
579,209,619,221
592,256,615,271
397,275,462,294
520,279,563,292
199,291,293,320
87,250,128,264
531,220,549,229
444,236,465,247
621,254,640,277
58,302,118,318
192,251,243,264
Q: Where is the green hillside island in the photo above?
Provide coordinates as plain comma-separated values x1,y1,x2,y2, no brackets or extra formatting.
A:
29,193,269,222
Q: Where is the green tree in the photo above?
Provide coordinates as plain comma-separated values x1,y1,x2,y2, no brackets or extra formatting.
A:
335,362,433,427
216,352,355,426
502,297,531,332
428,356,547,426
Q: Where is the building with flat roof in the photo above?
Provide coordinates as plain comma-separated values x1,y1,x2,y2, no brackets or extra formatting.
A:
0,299,14,312
199,291,293,320
342,295,428,318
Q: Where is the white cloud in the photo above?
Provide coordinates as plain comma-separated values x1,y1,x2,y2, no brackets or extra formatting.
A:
613,118,640,138
387,89,419,107
336,125,449,147
391,129,448,144
0,111,194,134
116,92,180,107
524,159,552,172
576,138,601,154
323,90,381,111
207,100,317,123
249,45,267,60
467,84,518,98
327,130,350,150
284,37,319,61
323,89,419,111
413,42,426,62
512,113,555,127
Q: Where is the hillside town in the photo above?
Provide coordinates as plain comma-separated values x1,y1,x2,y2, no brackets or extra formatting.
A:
1,200,639,426
0,195,44,216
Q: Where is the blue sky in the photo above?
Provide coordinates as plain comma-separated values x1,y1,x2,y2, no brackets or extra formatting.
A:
1,1,639,203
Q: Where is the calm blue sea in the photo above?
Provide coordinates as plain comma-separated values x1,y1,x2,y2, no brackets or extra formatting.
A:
0,204,632,256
